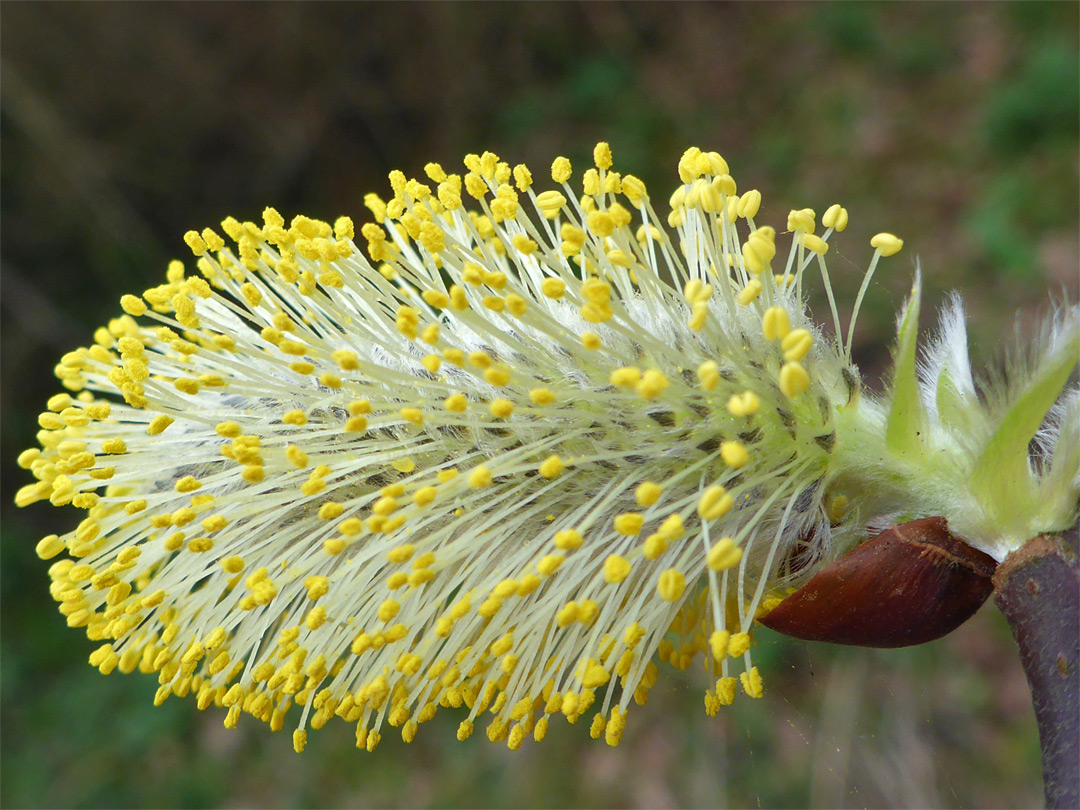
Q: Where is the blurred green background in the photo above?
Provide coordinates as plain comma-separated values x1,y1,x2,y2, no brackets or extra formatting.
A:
2,3,1076,808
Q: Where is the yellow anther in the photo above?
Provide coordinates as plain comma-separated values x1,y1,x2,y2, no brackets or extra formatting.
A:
101,438,127,455
801,233,829,255
614,513,644,536
551,156,572,184
377,599,400,623
511,234,538,256
183,231,208,255
533,190,568,221
554,528,583,551
35,535,65,560
683,279,712,305
603,555,632,584
317,502,344,521
761,306,791,341
728,632,751,658
483,397,512,419
740,666,764,698
221,556,245,574
730,278,756,306
822,203,849,232
188,536,213,553
119,294,147,317
710,630,730,662
720,441,749,469
174,475,201,493
656,513,684,541
634,481,662,507
468,351,492,369
781,329,814,362
726,390,760,417
571,332,599,353
737,189,762,219
285,445,309,468
372,496,399,517
147,414,174,435
282,409,307,426
706,537,743,571
698,486,734,521
215,421,242,438
444,393,467,413
537,554,564,577
483,365,511,386
696,360,721,391
468,466,492,488
870,232,904,256
621,174,647,207
292,729,307,753
657,569,686,602
400,408,423,426
642,533,669,560
779,362,811,398
609,367,641,388
539,277,567,300
424,162,447,183
712,174,736,197
586,210,615,237
556,601,579,627
512,163,533,191
305,607,327,630
716,676,737,706
593,142,613,170
202,514,228,532
539,455,564,479
786,207,816,234
635,369,669,400
528,388,555,406
421,289,450,309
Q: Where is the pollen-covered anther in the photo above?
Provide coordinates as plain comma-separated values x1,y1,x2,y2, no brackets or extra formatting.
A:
539,456,564,479
613,513,644,536
635,482,662,507
657,569,686,602
603,555,632,584
740,666,764,698
468,466,493,488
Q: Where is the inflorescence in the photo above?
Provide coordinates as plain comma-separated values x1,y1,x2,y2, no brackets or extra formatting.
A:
18,143,1076,753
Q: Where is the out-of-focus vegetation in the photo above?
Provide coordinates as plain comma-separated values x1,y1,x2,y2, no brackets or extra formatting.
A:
2,4,1075,808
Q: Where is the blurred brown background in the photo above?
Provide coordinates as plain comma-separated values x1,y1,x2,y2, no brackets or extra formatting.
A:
2,3,1076,808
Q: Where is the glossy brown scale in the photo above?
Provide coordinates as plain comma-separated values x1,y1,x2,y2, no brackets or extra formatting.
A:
760,517,998,647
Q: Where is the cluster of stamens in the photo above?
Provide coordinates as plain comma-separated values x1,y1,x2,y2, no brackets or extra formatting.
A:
17,143,904,752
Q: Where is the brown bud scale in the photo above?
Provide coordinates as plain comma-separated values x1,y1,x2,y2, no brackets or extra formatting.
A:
759,517,997,647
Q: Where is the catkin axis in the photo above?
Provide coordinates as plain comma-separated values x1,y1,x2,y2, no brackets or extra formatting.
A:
759,517,997,647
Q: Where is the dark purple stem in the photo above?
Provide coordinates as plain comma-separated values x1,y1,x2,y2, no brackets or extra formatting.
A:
992,529,1079,809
